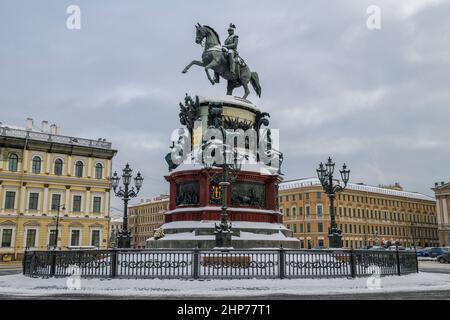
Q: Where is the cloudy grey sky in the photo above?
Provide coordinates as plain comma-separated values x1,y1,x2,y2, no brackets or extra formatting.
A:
1,1,449,212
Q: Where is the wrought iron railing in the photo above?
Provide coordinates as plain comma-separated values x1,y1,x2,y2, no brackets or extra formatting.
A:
22,248,418,279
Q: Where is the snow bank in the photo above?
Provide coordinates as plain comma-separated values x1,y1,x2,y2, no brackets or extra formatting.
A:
1,272,449,298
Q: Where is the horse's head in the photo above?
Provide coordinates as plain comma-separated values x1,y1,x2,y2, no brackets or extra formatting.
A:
195,23,220,47
195,23,206,44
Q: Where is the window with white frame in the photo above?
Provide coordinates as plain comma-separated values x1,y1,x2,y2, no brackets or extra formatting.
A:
95,163,103,179
70,229,81,247
28,192,40,210
8,153,19,172
90,229,101,247
93,196,102,213
317,204,323,218
54,158,63,176
72,195,82,212
31,156,42,174
51,193,62,210
0,227,14,248
25,228,38,248
4,191,16,210
75,161,84,178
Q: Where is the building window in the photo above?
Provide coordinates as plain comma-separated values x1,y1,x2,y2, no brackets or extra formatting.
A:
28,193,39,210
91,230,100,247
316,192,321,199
54,159,63,175
299,207,303,216
95,163,103,179
292,194,296,201
292,207,296,218
293,224,297,233
318,239,324,248
73,195,82,212
70,230,81,246
48,229,57,247
4,191,16,210
286,208,290,217
75,161,84,177
317,204,323,218
8,154,19,172
51,194,61,210
93,196,102,213
339,207,342,217
306,223,311,233
1,229,13,247
318,223,323,232
25,229,37,248
306,206,311,217
300,224,303,233
285,195,289,201
32,156,41,174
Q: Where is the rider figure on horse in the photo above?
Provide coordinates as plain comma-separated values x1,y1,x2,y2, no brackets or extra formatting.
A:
222,23,239,78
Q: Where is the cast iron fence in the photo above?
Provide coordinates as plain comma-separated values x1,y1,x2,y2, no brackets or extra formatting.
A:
23,248,418,279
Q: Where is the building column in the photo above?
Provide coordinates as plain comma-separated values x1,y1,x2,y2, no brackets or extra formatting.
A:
0,183,3,208
19,185,27,213
67,156,72,176
46,153,51,174
65,187,70,215
87,157,93,178
104,190,110,217
85,189,91,215
22,150,29,172
0,149,3,170
43,185,49,214
436,199,442,226
442,198,449,225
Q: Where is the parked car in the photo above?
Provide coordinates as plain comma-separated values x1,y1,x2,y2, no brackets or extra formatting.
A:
422,247,450,258
436,253,450,263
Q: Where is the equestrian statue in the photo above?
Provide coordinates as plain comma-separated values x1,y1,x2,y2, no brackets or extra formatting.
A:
182,23,261,100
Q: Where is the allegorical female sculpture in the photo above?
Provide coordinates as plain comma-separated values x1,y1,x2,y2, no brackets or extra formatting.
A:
182,23,261,100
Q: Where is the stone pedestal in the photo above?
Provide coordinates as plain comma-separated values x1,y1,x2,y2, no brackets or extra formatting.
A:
146,95,300,250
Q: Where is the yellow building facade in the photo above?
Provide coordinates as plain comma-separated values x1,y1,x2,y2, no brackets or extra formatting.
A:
280,178,438,249
128,195,169,248
432,181,450,246
0,121,116,261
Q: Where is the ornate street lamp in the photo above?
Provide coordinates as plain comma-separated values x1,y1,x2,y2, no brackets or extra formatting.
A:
316,157,350,248
204,128,242,248
111,163,143,248
51,203,65,250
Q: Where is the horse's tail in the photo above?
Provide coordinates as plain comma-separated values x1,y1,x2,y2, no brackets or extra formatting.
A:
250,72,261,97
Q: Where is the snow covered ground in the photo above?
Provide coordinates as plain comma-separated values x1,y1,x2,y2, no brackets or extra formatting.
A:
0,272,449,298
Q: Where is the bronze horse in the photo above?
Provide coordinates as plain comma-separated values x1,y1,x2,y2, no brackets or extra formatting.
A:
182,23,261,100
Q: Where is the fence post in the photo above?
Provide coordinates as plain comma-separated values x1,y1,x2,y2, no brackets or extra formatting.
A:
349,248,356,278
110,250,118,278
415,253,419,274
193,248,199,279
50,251,56,277
22,250,27,275
279,245,285,279
396,249,401,276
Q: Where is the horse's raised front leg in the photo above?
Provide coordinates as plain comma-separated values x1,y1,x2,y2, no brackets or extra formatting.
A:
205,61,220,85
182,60,204,74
